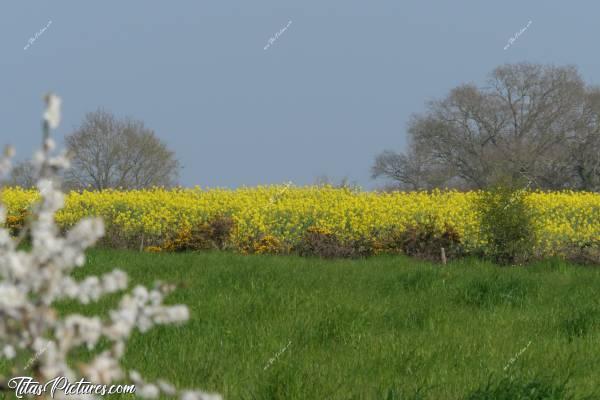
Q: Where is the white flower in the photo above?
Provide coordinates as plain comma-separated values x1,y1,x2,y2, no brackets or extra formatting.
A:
81,352,123,384
2,345,16,359
129,370,142,383
139,384,160,399
133,285,149,301
166,305,189,323
43,93,61,129
0,93,220,400
102,269,128,292
0,283,27,308
181,390,222,400
158,380,177,396
59,315,103,349
45,137,56,151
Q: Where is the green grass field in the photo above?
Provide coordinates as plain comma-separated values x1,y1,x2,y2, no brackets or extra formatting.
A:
53,251,600,399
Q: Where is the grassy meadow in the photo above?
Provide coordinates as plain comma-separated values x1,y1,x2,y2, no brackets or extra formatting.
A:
47,250,600,399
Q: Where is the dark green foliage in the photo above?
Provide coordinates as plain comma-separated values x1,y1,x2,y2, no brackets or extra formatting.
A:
476,183,536,265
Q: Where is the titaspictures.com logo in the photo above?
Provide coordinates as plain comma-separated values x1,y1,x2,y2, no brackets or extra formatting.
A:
7,376,136,398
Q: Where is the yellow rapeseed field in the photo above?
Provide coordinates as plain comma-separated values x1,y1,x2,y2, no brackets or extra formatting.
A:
1,186,599,255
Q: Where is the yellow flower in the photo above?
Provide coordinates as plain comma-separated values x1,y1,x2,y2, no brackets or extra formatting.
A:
1,186,598,257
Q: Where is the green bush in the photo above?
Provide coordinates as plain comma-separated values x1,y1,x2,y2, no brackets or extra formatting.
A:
476,184,536,265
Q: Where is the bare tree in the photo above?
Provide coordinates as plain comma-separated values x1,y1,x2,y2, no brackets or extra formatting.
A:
8,160,36,188
65,109,179,190
372,132,461,190
568,87,600,191
374,63,598,190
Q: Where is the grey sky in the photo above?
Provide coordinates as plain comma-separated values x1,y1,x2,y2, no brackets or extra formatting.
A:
1,1,599,189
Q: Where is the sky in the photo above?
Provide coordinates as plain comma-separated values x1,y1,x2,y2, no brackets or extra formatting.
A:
1,1,599,189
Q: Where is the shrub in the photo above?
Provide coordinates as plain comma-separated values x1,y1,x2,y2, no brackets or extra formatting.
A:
144,245,163,253
163,226,199,252
163,215,235,252
294,226,372,259
99,224,141,250
476,184,536,265
377,223,463,262
210,214,235,249
4,208,27,236
253,234,287,254
295,226,351,258
561,242,600,266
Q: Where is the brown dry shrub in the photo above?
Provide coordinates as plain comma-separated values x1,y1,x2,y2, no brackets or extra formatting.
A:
561,243,600,266
378,223,464,262
209,215,235,250
294,226,373,259
162,215,235,252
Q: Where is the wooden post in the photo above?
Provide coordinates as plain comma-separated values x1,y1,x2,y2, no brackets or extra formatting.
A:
441,247,447,265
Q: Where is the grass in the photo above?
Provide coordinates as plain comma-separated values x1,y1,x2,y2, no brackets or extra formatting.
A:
8,250,600,399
